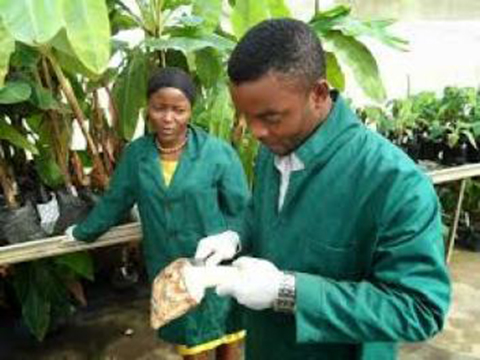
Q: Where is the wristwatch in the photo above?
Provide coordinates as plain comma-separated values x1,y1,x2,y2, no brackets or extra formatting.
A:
273,272,296,313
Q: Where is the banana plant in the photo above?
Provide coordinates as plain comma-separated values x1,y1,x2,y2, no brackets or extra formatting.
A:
0,0,114,341
309,5,407,102
0,0,112,191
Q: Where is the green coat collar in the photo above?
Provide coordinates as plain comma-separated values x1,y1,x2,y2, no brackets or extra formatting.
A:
295,92,360,167
140,125,206,193
141,125,204,163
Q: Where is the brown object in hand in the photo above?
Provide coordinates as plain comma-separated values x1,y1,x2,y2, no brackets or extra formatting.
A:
151,258,199,329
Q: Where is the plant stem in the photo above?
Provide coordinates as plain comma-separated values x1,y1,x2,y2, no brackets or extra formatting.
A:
117,0,146,32
40,57,73,191
0,152,18,209
155,0,165,37
102,80,120,132
70,150,87,188
92,90,113,175
47,53,109,191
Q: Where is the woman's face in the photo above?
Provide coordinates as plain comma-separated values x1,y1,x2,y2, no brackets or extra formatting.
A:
148,87,192,146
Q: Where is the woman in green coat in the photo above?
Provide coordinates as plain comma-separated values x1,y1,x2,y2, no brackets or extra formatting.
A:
66,68,249,360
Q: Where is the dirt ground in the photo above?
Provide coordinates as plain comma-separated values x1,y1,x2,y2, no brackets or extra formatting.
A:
1,248,479,360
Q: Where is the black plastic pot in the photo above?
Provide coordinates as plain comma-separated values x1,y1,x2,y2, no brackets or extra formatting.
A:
419,138,441,162
52,188,97,235
442,141,469,166
0,201,47,244
467,142,480,163
404,135,422,162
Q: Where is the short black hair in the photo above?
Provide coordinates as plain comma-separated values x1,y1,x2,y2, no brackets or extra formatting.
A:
228,18,325,88
147,67,196,104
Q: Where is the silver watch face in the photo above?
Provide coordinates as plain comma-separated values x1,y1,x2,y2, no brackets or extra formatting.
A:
274,273,296,313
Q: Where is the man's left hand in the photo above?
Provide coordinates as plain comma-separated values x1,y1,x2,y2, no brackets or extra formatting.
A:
216,256,282,310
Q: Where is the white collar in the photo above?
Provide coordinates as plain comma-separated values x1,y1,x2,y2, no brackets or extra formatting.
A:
274,153,305,173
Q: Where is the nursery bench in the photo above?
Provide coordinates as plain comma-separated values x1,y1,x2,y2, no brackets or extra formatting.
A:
2,163,480,266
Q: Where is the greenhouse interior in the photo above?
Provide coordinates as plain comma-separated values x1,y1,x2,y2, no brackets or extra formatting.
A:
1,0,480,359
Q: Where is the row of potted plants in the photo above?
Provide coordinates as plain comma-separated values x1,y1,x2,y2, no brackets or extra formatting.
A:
358,86,480,165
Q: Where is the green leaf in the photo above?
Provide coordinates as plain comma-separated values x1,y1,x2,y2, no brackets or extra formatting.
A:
62,0,111,75
309,5,351,34
9,43,40,70
147,37,209,53
463,130,477,149
27,112,69,188
205,34,237,53
113,49,148,140
0,0,63,45
0,119,38,154
54,253,94,281
267,0,291,18
75,150,93,168
0,19,15,87
29,82,60,110
34,146,65,188
52,39,99,81
325,51,345,91
163,0,192,10
195,48,222,88
111,12,139,35
336,18,408,51
22,283,51,341
231,0,270,39
135,0,156,35
13,263,52,341
53,48,99,80
150,33,236,57
322,30,386,102
310,5,407,51
0,81,31,104
209,82,234,140
194,81,234,141
192,0,222,33
314,4,351,20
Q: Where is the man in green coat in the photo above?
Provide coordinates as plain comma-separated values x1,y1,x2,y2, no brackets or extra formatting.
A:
195,19,451,360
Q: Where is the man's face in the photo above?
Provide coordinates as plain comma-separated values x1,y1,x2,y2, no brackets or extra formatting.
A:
230,72,329,156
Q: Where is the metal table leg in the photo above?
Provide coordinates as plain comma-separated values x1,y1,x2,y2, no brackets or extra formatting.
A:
446,179,467,263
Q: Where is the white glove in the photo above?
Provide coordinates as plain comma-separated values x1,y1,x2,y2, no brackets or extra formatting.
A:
195,230,240,266
183,263,240,303
216,257,282,310
183,263,208,303
63,225,78,244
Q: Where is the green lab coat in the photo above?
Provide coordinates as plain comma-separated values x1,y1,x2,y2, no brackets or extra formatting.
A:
241,93,451,360
73,125,249,346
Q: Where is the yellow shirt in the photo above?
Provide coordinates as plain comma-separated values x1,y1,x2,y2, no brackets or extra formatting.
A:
160,159,178,187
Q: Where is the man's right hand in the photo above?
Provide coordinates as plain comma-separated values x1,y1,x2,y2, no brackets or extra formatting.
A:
194,230,240,266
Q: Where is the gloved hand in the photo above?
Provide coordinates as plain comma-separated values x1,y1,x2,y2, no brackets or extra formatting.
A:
183,262,208,303
63,225,78,244
216,257,283,310
195,230,240,266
